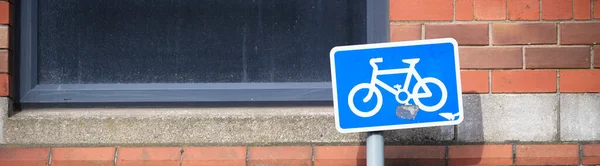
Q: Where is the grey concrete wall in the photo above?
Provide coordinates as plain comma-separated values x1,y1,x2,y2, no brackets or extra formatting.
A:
1,107,453,146
457,94,559,142
0,98,9,144
0,94,597,146
560,93,600,141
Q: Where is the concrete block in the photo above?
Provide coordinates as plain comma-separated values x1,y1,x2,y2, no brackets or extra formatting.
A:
560,93,600,141
0,97,9,144
383,125,454,145
458,94,559,142
2,106,452,146
456,94,484,142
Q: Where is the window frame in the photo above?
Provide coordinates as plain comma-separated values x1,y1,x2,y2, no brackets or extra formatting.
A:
16,0,390,104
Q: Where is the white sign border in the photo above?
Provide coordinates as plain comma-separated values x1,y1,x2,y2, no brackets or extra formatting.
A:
329,38,464,134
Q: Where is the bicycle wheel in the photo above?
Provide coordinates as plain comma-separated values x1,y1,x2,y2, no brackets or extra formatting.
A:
412,77,447,112
348,83,383,118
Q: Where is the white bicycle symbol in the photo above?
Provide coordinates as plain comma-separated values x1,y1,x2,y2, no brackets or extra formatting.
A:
348,57,448,118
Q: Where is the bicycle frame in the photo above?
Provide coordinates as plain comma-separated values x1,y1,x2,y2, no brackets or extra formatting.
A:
363,59,432,102
373,68,412,95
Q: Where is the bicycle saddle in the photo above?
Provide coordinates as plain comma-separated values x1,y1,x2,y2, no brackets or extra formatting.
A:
402,58,420,64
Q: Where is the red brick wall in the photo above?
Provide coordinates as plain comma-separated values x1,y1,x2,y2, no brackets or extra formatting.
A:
1,144,600,165
391,0,600,94
0,0,10,97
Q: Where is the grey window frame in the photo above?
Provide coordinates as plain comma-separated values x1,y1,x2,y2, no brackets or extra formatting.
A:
16,0,390,104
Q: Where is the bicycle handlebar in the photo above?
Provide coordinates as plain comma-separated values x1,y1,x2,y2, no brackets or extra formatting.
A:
370,58,383,63
369,58,383,68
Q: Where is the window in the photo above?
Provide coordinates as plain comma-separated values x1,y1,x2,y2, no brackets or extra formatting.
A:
17,0,389,104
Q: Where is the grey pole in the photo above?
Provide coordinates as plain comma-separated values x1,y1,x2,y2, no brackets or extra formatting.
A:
366,0,389,166
366,131,385,166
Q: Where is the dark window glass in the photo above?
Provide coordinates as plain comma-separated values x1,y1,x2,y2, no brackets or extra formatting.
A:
38,0,366,84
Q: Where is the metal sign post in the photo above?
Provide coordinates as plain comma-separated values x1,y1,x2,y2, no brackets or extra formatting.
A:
365,0,389,165
367,131,385,166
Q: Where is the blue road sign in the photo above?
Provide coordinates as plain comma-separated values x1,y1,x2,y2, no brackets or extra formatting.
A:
329,38,463,133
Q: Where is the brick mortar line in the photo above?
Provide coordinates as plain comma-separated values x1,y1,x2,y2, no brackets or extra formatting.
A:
591,45,595,69
593,0,595,20
444,145,449,166
488,70,492,94
458,45,593,47
556,78,561,141
556,70,561,93
488,23,492,46
179,147,184,166
512,144,517,166
557,23,561,45
482,68,582,71
48,147,53,166
389,20,600,24
311,145,315,166
471,0,475,20
26,143,600,148
114,146,119,166
453,0,456,22
458,45,524,48
579,143,584,165
522,44,592,47
421,23,425,40
246,146,250,166
539,0,543,21
523,46,526,69
573,0,576,20
505,0,509,21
